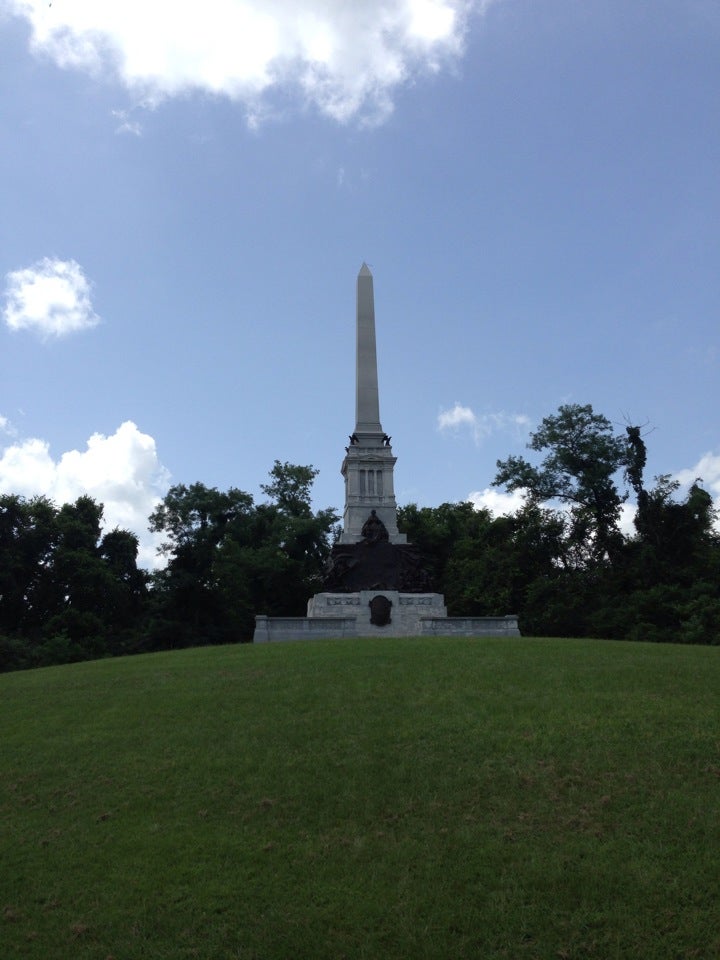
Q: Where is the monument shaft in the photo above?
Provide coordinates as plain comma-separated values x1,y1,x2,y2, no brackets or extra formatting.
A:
355,264,382,434
340,264,406,545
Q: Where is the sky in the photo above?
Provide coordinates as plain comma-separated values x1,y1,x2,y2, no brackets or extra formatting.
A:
1,0,718,567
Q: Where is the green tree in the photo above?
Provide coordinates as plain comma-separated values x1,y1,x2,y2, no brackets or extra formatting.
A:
397,501,489,591
260,461,318,517
147,465,338,646
99,529,148,637
260,461,339,600
395,406,719,643
44,496,107,649
147,484,256,647
619,450,720,643
43,497,148,657
398,500,568,626
444,505,567,622
0,494,57,638
0,494,147,668
494,403,627,564
149,483,255,557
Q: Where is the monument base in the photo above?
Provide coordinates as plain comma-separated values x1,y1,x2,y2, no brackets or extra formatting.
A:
309,590,447,635
253,591,520,642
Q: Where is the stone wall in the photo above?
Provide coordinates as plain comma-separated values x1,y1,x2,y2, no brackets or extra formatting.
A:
419,615,520,637
253,594,521,642
253,615,356,643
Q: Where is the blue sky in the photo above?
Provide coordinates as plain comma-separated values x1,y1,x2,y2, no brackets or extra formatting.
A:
1,0,718,566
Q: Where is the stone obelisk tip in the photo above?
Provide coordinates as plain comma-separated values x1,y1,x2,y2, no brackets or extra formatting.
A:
359,262,372,277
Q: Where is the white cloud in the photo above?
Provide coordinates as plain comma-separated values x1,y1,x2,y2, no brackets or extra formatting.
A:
437,402,476,431
674,451,720,529
7,0,490,124
0,416,17,437
437,402,531,445
3,257,100,339
674,452,720,499
467,486,527,516
112,108,142,136
0,421,171,568
618,501,637,538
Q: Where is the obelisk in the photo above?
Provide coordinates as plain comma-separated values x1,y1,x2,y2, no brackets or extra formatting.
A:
339,264,406,544
355,263,382,435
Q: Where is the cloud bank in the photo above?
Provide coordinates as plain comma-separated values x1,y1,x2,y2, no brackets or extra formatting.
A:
3,258,100,339
437,403,531,445
0,420,170,568
7,0,489,123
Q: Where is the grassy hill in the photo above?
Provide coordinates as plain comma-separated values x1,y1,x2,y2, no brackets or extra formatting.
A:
2,636,719,959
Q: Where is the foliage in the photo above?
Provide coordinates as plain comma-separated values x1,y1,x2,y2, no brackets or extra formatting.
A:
0,463,339,670
397,500,490,589
399,403,719,644
397,500,567,619
260,460,318,516
0,493,147,668
146,483,257,647
146,463,339,648
494,403,628,562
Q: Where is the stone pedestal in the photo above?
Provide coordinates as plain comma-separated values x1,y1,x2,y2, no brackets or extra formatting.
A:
253,601,521,642
307,591,447,637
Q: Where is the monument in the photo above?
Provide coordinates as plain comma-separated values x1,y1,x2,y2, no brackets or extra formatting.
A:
253,265,520,642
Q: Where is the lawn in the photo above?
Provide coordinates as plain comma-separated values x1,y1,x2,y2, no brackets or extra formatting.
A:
1,636,719,959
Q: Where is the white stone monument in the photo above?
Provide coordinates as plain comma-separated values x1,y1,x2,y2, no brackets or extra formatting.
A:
253,265,520,642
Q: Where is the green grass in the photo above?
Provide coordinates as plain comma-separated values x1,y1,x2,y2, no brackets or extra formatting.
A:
1,636,719,960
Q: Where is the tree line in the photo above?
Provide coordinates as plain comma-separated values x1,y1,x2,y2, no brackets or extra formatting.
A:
401,405,719,644
0,461,338,671
1,405,718,671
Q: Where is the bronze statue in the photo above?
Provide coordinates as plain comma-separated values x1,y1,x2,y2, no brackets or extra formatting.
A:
361,509,389,544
